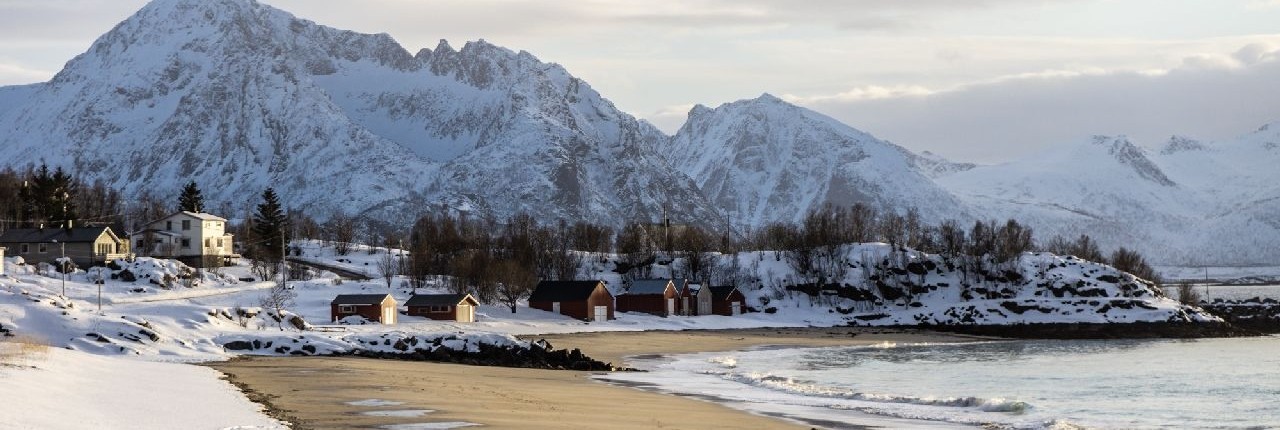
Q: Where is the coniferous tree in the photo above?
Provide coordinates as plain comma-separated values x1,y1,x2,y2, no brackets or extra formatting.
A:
19,164,78,229
178,181,204,213
251,188,288,260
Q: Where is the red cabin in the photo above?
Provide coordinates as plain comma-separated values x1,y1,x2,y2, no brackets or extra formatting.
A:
708,286,747,316
529,280,614,322
616,279,679,316
330,294,398,324
405,293,480,322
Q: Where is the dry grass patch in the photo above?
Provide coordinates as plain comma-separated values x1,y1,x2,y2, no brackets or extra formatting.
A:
0,335,51,368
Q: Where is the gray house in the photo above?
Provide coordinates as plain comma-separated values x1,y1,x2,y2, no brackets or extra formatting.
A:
0,227,129,268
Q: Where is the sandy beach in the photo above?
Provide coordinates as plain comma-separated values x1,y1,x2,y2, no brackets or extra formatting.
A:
211,327,977,429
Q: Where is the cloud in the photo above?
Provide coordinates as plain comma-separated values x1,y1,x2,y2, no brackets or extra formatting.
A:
795,45,1280,163
0,61,54,85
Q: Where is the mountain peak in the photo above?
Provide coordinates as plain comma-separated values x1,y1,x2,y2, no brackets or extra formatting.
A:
1089,136,1176,186
1160,135,1207,155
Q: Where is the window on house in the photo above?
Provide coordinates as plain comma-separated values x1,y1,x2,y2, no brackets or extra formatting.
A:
166,221,172,230
217,238,223,248
38,243,47,253
204,238,211,248
339,305,355,313
431,305,450,313
21,243,29,253
182,220,191,230
136,239,144,248
181,238,191,249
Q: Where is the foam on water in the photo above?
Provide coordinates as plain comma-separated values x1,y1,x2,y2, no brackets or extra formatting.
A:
604,336,1280,429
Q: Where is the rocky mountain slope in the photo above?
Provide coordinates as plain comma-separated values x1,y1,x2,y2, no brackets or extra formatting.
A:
665,94,971,226
0,0,715,225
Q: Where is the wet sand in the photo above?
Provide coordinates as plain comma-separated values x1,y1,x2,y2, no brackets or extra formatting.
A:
211,328,977,429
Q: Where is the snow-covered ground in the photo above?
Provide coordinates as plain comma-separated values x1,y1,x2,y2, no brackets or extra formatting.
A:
0,343,283,430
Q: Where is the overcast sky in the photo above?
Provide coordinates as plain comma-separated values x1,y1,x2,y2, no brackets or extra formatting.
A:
2,0,1279,163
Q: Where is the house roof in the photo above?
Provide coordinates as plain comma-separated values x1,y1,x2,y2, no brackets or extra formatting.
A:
181,211,227,221
529,280,607,302
0,227,114,244
627,279,674,295
330,294,394,305
405,293,476,307
708,286,740,301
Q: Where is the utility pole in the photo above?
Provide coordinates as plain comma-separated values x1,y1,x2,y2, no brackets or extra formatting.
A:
58,240,66,297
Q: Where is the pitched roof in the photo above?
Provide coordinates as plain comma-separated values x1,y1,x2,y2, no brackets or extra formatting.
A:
179,211,227,221
708,286,740,301
627,279,674,295
529,280,607,302
331,294,393,305
0,227,113,244
405,293,475,307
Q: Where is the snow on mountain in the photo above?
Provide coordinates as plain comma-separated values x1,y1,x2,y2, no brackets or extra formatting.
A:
941,132,1280,266
666,94,971,226
913,151,977,179
0,0,715,225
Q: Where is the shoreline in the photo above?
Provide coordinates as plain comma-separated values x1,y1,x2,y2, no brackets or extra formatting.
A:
210,327,981,429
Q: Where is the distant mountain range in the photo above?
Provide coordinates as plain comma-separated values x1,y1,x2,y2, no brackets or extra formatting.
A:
0,0,1276,265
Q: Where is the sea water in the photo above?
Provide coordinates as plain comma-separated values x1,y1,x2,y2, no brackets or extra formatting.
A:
605,336,1280,429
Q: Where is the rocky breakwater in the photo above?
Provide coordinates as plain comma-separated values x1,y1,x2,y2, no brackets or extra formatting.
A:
1199,298,1280,333
222,332,621,371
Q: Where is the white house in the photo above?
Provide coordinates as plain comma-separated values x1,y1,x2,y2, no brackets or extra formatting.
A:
131,211,236,267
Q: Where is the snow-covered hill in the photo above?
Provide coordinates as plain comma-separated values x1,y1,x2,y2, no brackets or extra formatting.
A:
939,131,1280,265
666,94,971,226
0,0,714,225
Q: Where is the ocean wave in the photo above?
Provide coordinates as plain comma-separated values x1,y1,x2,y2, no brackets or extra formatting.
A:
720,371,1031,414
707,355,737,368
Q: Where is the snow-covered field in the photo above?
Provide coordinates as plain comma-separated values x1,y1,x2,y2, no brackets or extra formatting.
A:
0,343,283,430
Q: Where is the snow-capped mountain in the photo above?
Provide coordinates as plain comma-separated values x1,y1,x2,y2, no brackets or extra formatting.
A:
939,131,1280,265
666,94,971,226
0,0,715,226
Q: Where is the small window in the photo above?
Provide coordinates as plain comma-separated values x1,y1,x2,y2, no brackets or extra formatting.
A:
432,305,450,313
166,221,172,230
182,220,191,230
217,238,223,248
38,243,47,253
204,238,211,247
136,239,144,248
21,243,29,253
181,238,191,249
339,305,355,313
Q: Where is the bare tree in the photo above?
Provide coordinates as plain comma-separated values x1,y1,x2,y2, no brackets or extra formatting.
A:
1110,247,1161,288
676,225,715,281
494,259,537,313
1175,281,1201,305
326,213,357,256
258,280,297,331
377,248,398,289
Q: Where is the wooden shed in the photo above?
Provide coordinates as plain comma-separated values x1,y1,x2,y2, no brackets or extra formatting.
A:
330,294,397,324
708,286,747,316
679,282,713,316
405,293,479,322
529,280,614,322
617,279,679,316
